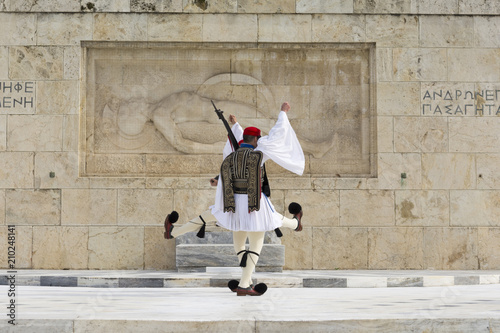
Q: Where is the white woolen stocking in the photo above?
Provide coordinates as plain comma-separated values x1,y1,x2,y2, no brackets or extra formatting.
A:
239,231,265,288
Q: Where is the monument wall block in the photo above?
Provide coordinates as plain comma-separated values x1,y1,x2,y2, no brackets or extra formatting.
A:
423,227,478,270
449,117,500,152
170,189,215,224
62,189,118,225
366,15,419,47
474,16,500,48
0,115,5,150
0,189,4,224
354,0,417,14
37,13,93,46
9,46,64,80
312,227,369,269
416,0,458,14
0,81,36,114
286,189,340,227
422,153,476,190
312,14,366,43
477,154,500,190
340,190,395,227
37,81,79,115
377,153,422,189
395,190,450,227
257,15,312,42
368,227,424,269
117,188,173,225
94,13,148,41
394,116,448,153
281,226,313,269
148,14,203,42
203,14,257,42
377,116,394,153
0,47,8,78
478,228,500,269
35,152,90,189
0,152,34,189
6,189,60,226
144,225,176,270
393,48,448,81
420,15,474,47
450,190,500,227
88,226,144,269
0,13,36,46
377,82,420,116
239,0,295,14
32,226,89,269
448,49,500,82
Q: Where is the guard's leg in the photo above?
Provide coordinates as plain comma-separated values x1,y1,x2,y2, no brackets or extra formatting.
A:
238,231,265,289
165,209,214,239
278,202,303,232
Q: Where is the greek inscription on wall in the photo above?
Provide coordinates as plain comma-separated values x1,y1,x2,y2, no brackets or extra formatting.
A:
81,42,376,178
421,83,500,116
0,81,35,114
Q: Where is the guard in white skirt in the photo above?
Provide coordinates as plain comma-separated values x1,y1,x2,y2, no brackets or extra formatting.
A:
164,102,304,296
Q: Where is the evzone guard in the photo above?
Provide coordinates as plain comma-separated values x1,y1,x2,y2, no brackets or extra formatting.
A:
164,102,304,296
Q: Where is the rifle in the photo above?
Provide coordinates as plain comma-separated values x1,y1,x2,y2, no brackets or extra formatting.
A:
212,100,239,151
212,100,282,237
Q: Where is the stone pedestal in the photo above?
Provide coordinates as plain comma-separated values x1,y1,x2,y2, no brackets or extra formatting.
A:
175,229,284,272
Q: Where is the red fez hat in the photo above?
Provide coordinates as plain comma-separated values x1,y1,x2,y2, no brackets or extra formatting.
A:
243,126,261,137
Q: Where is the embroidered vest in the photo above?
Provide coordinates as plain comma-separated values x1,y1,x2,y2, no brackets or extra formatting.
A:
220,147,263,213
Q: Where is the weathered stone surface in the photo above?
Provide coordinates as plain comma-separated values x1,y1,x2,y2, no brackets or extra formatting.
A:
417,0,458,14
0,115,5,150
313,227,368,269
0,152,34,188
377,82,420,115
420,16,474,47
298,0,353,13
118,189,172,225
144,226,176,270
203,14,257,42
281,227,313,269
35,152,90,189
63,115,79,152
377,117,393,153
64,46,80,80
448,49,500,82
394,116,448,152
148,14,202,41
420,81,476,117
32,226,88,269
237,0,294,13
37,13,92,45
368,227,424,269
478,228,500,269
422,153,476,189
474,16,500,47
449,118,500,152
182,0,237,13
0,13,35,45
94,13,148,41
285,190,339,227
0,226,32,269
312,14,365,42
81,0,131,12
131,0,182,12
450,190,500,227
366,15,419,47
377,153,421,189
340,190,395,226
88,226,144,269
424,227,479,269
62,189,117,225
0,47,7,78
9,46,64,80
171,189,215,224
37,81,79,115
10,0,80,11
393,48,447,81
258,14,312,42
8,115,62,151
459,0,500,14
376,47,393,81
6,189,60,225
354,0,416,13
477,154,500,189
396,190,449,227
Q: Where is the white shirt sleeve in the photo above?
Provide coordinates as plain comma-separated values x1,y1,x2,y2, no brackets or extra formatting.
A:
256,111,305,176
222,122,244,159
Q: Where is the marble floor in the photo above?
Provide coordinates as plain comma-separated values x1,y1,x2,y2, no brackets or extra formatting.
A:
2,284,500,332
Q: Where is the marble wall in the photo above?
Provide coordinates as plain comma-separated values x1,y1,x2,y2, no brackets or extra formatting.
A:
0,1,499,271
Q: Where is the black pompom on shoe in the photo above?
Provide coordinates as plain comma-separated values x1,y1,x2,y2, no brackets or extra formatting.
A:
288,202,303,232
164,211,179,239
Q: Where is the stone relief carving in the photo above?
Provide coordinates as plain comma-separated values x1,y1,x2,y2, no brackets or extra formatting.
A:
82,43,375,177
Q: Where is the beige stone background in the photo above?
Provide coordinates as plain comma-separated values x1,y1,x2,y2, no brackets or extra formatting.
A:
0,0,499,271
